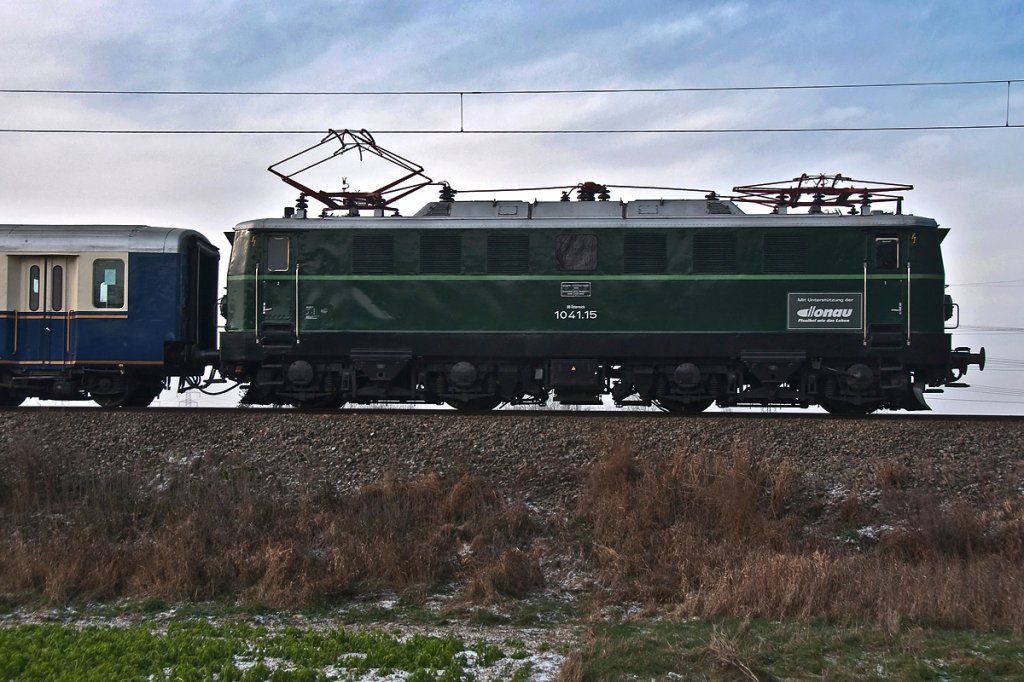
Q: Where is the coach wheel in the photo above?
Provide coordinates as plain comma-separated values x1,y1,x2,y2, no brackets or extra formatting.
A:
656,398,713,414
0,388,25,407
92,377,162,408
123,382,164,407
446,397,502,411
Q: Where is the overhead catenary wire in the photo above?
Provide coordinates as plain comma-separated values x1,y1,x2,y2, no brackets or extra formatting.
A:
1,78,1020,96
955,325,1024,334
985,356,1024,366
948,279,1024,287
928,396,1024,405
1,124,1023,136
0,77,1020,136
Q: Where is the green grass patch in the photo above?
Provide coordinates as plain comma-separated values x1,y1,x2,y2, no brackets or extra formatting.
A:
0,621,506,681
576,618,1024,681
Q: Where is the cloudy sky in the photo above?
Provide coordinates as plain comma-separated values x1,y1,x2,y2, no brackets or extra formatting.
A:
1,0,1022,413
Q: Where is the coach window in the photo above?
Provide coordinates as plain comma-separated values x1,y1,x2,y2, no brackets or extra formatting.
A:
267,236,290,272
875,237,899,270
555,234,598,271
93,259,125,308
28,265,40,311
51,265,63,312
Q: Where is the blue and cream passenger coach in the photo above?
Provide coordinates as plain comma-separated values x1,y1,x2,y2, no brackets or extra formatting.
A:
0,225,218,406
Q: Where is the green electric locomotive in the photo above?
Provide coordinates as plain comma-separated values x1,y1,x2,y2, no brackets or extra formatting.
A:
219,131,984,413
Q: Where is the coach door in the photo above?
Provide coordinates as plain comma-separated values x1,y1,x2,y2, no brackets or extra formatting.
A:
18,256,73,364
864,236,907,348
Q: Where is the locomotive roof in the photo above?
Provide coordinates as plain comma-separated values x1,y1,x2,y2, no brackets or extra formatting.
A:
235,198,939,230
0,225,214,254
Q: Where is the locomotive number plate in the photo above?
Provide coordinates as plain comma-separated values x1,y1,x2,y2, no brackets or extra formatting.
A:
560,281,592,297
555,304,598,321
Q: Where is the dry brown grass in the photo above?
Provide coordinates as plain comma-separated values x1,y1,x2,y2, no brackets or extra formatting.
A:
574,444,1024,632
705,619,761,681
0,439,540,607
555,652,584,682
2,437,1023,632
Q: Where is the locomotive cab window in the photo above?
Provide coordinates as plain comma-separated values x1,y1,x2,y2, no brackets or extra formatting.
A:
874,237,900,270
93,258,125,308
267,236,290,272
555,234,597,271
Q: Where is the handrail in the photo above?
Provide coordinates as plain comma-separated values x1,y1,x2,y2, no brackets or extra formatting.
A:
906,261,912,346
254,263,260,340
945,302,960,330
295,263,301,344
862,260,868,346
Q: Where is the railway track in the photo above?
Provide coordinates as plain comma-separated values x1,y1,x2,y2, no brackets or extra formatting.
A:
3,405,1023,421
3,404,1023,512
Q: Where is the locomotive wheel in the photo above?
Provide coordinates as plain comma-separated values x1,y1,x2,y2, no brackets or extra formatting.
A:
656,398,713,414
820,399,878,416
291,395,346,410
446,397,502,411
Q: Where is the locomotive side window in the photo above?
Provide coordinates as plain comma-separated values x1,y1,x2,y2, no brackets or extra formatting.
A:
93,259,125,308
28,265,40,311
875,237,899,270
267,236,290,272
555,234,597,271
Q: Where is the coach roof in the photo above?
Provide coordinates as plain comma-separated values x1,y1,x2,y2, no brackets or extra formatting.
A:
0,225,213,254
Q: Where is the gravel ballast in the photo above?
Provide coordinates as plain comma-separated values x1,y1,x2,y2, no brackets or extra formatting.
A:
3,410,1022,511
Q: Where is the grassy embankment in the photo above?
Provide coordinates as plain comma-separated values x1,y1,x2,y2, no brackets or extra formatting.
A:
2,434,1023,678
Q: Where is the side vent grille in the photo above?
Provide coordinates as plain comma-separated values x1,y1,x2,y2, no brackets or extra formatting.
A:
420,235,462,273
487,235,530,274
352,235,395,274
694,233,737,273
624,233,667,273
763,235,808,273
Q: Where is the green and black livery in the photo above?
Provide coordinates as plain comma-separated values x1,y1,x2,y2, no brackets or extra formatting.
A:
220,194,983,413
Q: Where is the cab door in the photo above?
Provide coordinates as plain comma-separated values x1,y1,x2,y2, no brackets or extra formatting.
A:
256,234,297,346
18,256,72,364
865,235,907,347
